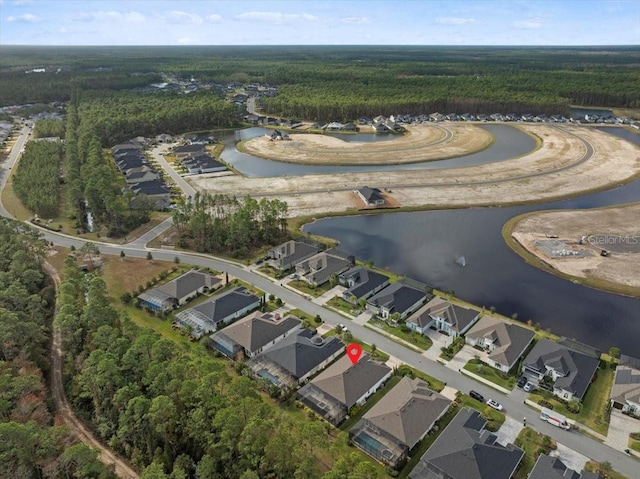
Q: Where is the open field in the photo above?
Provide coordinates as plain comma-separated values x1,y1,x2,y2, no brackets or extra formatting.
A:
507,202,640,295
189,124,640,218
240,123,493,165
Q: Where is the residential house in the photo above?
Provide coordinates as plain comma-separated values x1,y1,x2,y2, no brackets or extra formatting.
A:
357,186,385,206
340,266,390,304
124,169,159,184
522,338,600,401
247,329,345,390
267,240,322,271
610,362,640,418
297,354,392,425
465,315,535,372
129,180,171,210
111,142,143,156
137,270,220,312
182,154,226,174
155,133,173,143
324,122,345,131
208,312,302,359
405,296,479,336
367,282,430,321
350,377,450,469
174,287,260,339
295,250,354,287
173,144,206,160
429,113,445,122
409,408,524,479
528,454,602,479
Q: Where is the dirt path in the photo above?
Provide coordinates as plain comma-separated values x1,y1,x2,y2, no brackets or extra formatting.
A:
45,262,140,479
241,123,493,165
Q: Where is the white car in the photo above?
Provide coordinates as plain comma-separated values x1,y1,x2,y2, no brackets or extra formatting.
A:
524,382,535,392
486,399,503,411
288,273,297,279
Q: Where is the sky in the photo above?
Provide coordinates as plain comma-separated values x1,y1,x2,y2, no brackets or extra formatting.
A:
1,0,639,46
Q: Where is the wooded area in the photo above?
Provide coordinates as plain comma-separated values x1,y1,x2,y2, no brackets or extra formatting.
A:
12,140,63,218
0,218,115,478
172,193,289,258
33,119,66,139
54,254,380,478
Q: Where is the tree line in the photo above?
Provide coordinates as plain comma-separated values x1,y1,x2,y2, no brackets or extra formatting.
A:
55,254,380,478
33,119,66,139
0,218,115,479
172,193,289,258
12,140,63,218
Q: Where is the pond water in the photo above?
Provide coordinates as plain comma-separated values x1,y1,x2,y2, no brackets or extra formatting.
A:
219,125,536,177
305,130,640,353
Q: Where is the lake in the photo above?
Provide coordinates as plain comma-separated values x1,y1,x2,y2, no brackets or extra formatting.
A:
305,129,640,354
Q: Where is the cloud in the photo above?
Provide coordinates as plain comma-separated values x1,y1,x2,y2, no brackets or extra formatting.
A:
6,13,41,23
435,17,477,25
514,17,544,29
72,11,145,23
341,16,369,24
205,14,224,24
13,0,33,5
234,11,319,24
165,10,203,25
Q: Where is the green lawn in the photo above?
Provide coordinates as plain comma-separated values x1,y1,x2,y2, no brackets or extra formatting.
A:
289,279,334,297
512,427,557,479
463,358,516,390
528,365,614,435
629,433,640,452
455,393,506,431
326,295,363,317
584,460,630,479
368,318,432,352
395,365,445,393
256,264,280,278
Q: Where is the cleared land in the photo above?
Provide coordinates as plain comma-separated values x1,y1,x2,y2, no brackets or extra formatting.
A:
240,123,493,165
509,203,640,293
190,125,640,218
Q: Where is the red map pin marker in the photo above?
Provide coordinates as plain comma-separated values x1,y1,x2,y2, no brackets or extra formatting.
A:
346,343,363,365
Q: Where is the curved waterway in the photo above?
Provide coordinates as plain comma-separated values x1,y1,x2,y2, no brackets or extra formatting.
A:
305,128,640,354
219,125,536,177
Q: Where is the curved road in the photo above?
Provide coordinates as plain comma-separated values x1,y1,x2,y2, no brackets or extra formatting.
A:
1,125,636,479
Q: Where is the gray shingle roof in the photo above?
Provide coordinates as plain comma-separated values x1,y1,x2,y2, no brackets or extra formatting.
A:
179,286,260,326
269,240,321,269
368,282,428,316
410,408,523,479
358,186,384,204
528,454,601,479
210,312,301,354
254,329,345,379
523,339,600,400
610,365,640,405
359,377,450,449
155,270,220,300
465,315,535,370
302,354,391,408
341,267,389,300
408,297,478,333
299,252,352,285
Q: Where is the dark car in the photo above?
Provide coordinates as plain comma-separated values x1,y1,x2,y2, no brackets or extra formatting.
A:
517,376,527,388
469,390,485,402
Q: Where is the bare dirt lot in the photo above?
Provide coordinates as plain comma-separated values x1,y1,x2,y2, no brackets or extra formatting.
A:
189,124,640,218
240,123,493,165
510,203,640,292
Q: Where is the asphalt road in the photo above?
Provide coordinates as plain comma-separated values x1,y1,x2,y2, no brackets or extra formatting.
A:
2,124,635,478
0,124,31,217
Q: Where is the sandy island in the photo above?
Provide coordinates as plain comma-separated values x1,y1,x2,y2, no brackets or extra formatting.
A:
240,123,493,165
508,203,640,295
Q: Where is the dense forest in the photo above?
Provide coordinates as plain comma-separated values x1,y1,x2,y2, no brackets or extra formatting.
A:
0,218,115,478
33,119,66,139
55,254,380,478
172,193,289,257
1,45,639,120
12,140,64,218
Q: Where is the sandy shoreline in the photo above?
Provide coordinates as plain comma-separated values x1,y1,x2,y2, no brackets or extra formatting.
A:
508,203,640,293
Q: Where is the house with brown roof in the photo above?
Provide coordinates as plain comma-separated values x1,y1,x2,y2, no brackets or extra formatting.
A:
208,312,302,359
465,315,535,373
610,363,640,418
297,354,392,425
350,377,450,468
406,296,480,338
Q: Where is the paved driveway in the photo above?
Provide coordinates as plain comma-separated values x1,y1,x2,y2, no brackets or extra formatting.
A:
606,410,639,451
421,329,451,361
494,416,524,445
550,442,589,472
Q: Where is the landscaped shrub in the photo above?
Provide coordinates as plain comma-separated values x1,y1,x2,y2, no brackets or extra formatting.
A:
538,399,554,409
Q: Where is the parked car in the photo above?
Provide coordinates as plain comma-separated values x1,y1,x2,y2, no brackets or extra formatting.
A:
486,399,503,411
288,273,297,279
255,259,263,265
524,382,536,392
469,390,485,402
517,376,527,388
